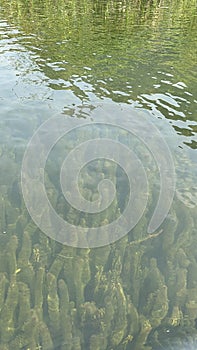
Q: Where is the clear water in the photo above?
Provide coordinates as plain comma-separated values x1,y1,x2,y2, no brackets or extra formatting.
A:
0,0,196,349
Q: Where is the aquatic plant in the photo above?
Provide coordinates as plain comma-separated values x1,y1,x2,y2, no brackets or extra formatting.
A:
0,136,197,350
0,194,196,350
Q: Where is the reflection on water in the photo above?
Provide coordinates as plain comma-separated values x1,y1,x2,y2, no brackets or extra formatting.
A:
0,0,197,349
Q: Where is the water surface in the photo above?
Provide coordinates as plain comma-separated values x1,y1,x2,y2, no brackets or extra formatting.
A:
0,0,196,349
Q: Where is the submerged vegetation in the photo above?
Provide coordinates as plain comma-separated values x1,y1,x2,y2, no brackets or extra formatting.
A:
0,132,197,349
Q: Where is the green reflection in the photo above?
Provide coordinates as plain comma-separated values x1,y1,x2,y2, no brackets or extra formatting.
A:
0,0,196,140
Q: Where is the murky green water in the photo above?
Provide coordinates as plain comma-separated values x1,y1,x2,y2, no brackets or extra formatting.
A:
0,0,197,349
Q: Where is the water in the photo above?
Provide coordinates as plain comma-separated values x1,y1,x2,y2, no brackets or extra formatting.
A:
0,0,196,349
